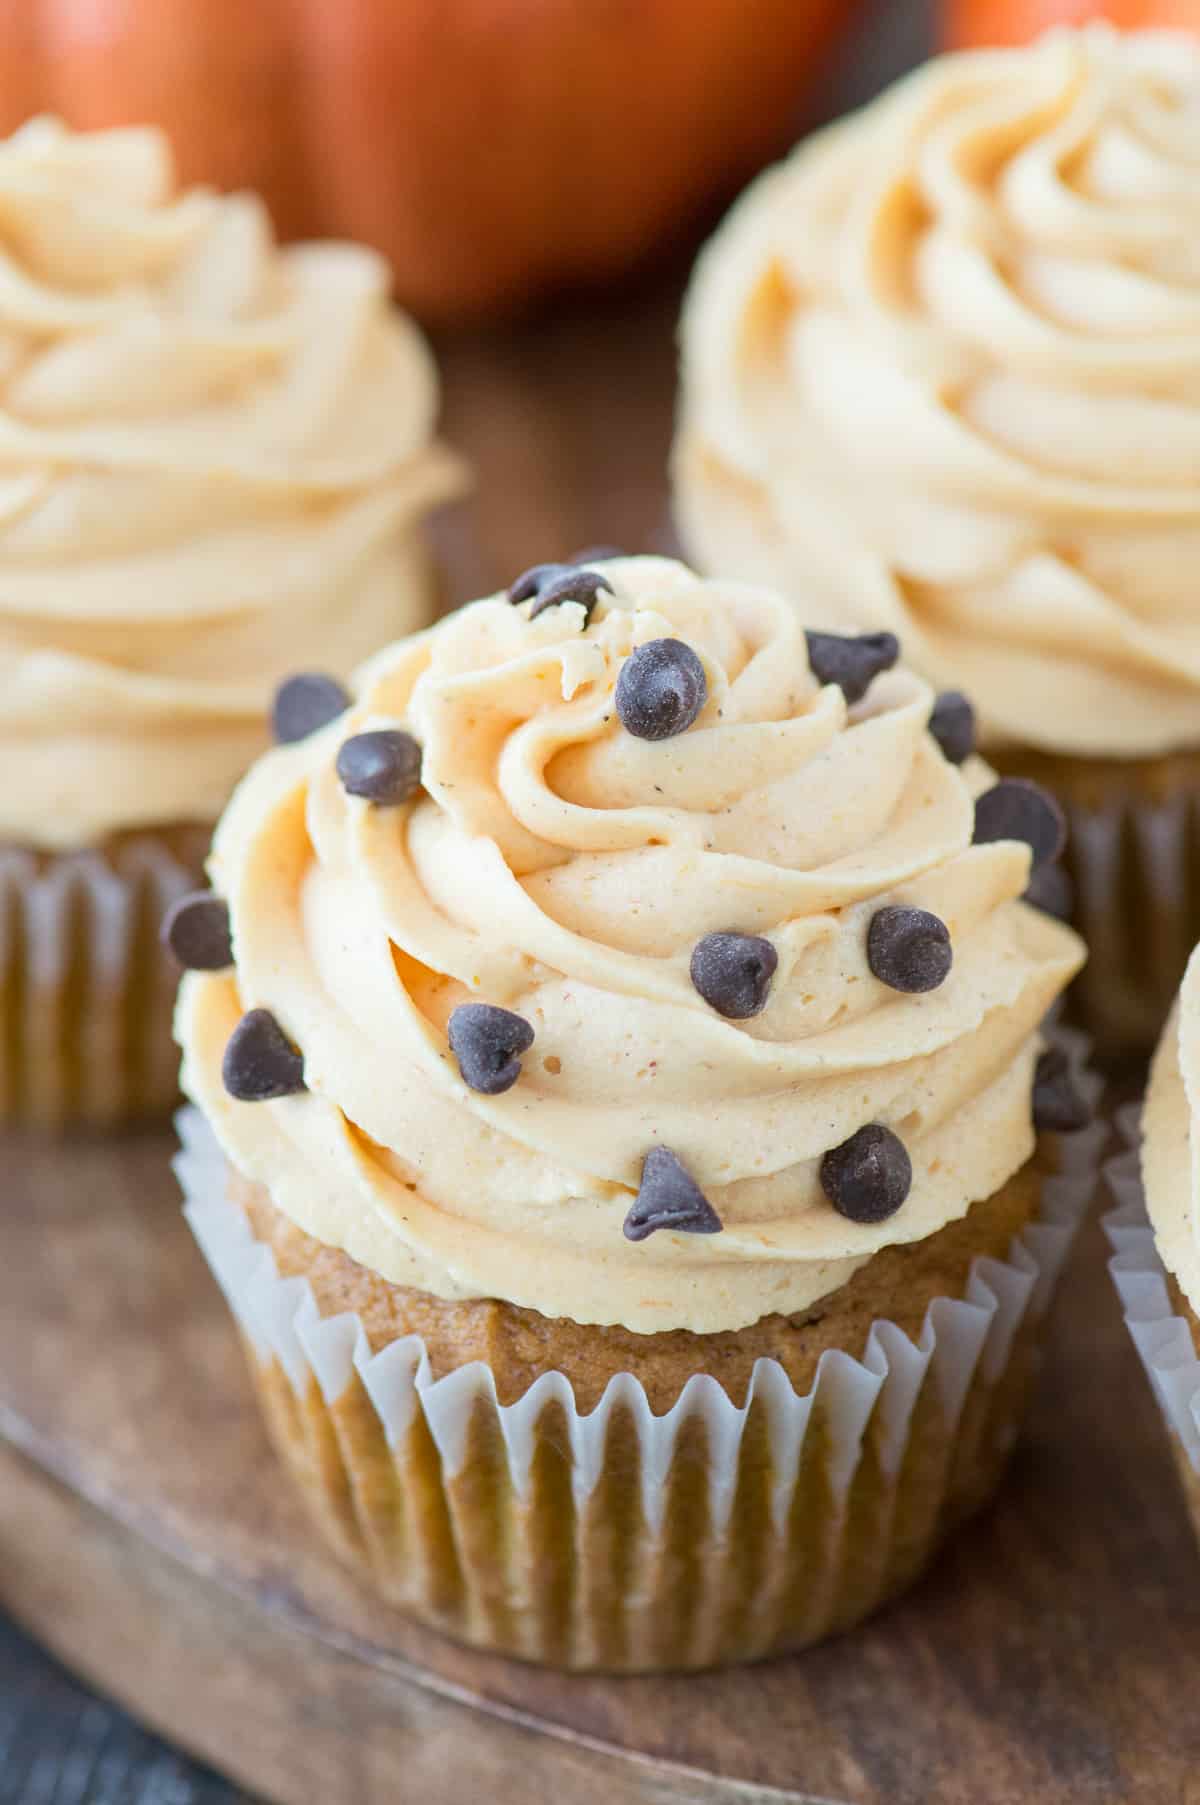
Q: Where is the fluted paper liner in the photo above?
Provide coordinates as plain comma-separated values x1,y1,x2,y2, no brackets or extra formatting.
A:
0,831,206,1129
177,1076,1101,1673
1030,779,1200,1058
1105,1108,1200,1487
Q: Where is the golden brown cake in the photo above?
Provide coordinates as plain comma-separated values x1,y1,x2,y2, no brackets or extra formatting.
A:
177,556,1092,1669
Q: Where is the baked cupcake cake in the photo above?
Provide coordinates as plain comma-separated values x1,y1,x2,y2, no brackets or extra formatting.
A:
675,25,1200,1055
176,555,1094,1670
0,119,463,1128
1108,948,1200,1537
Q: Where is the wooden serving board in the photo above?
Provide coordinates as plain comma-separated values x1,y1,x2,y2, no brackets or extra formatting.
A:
2,280,1200,1805
0,1121,1198,1805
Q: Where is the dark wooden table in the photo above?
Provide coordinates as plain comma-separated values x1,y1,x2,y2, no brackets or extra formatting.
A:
0,7,941,1796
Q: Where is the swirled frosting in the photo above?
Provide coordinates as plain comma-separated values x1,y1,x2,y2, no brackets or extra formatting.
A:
178,557,1083,1333
0,118,464,850
1144,950,1200,1311
676,26,1200,759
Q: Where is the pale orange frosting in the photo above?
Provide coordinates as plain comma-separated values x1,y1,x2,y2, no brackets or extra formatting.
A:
1144,950,1200,1312
0,119,464,849
676,26,1200,759
178,559,1083,1333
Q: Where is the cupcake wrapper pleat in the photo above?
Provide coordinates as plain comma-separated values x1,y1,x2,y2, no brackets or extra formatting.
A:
177,1098,1100,1672
1105,1110,1200,1476
0,835,204,1128
1051,785,1200,1057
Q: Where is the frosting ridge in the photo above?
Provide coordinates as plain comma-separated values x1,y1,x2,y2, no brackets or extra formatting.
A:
1144,950,1200,1313
676,26,1200,759
0,119,464,848
179,557,1083,1333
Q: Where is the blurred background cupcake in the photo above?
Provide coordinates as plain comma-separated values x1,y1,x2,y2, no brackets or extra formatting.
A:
1108,946,1200,1545
674,25,1200,1059
176,555,1095,1670
0,118,463,1129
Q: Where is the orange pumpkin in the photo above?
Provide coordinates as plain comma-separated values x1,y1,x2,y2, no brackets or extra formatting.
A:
946,0,1200,47
0,0,857,321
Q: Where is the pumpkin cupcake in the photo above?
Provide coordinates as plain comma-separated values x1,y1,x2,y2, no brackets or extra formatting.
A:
675,25,1200,1056
0,118,463,1128
1108,948,1200,1538
175,556,1095,1670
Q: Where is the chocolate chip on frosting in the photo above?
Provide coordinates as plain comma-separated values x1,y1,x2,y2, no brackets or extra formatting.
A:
222,1008,305,1101
690,931,778,1018
867,905,953,994
508,562,564,604
805,630,900,705
162,890,232,971
1023,862,1073,922
336,730,423,805
973,778,1066,870
528,567,613,623
928,690,976,766
448,1003,534,1095
820,1124,912,1223
271,673,352,745
623,1146,723,1241
1032,1047,1090,1134
615,638,708,740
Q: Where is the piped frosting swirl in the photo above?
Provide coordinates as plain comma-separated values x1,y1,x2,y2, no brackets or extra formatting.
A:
1144,949,1200,1311
676,26,1200,759
0,119,463,849
178,557,1083,1333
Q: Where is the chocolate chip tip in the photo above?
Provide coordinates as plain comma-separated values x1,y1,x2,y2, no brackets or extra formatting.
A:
336,729,423,806
448,1002,535,1095
623,1146,723,1241
272,672,352,745
820,1123,912,1223
222,1007,305,1102
690,931,778,1019
162,890,233,972
615,638,708,741
867,905,953,995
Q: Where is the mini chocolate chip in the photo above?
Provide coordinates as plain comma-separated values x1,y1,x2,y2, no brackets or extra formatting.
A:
928,691,976,765
615,638,707,741
820,1124,912,1223
272,673,351,744
623,1147,723,1241
867,905,953,994
448,1003,534,1095
569,544,624,565
805,630,900,705
508,562,570,604
162,891,232,971
1032,1047,1090,1134
690,931,778,1018
973,778,1065,870
222,1008,305,1101
1023,862,1073,921
336,730,423,805
529,567,613,624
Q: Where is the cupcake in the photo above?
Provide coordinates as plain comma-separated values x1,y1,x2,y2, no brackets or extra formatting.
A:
0,119,464,1128
1108,949,1200,1532
176,555,1093,1671
675,26,1200,1055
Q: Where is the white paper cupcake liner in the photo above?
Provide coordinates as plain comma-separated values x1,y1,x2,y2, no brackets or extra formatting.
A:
0,832,207,1129
1104,1105,1200,1474
175,1036,1101,1671
1038,781,1200,1057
